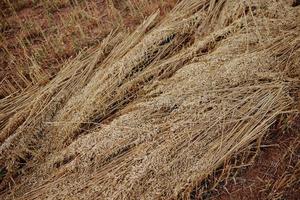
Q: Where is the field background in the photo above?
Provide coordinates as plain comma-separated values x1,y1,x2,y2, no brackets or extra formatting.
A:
0,0,176,96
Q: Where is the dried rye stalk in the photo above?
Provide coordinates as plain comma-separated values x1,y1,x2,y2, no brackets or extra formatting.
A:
0,0,299,199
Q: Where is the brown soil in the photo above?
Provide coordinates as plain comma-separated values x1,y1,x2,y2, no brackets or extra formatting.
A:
209,116,300,200
0,0,176,96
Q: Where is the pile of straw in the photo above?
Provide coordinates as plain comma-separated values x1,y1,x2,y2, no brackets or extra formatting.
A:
0,0,299,199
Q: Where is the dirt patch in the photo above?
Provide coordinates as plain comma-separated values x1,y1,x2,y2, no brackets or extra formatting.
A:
206,116,300,200
0,0,177,96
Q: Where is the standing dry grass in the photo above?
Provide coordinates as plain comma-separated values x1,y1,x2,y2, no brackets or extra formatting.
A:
0,0,177,97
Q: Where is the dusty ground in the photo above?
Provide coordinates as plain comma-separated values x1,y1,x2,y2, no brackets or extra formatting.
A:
0,0,176,96
211,116,300,200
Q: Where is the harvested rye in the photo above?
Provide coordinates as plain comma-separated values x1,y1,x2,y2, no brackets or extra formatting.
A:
0,0,299,199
